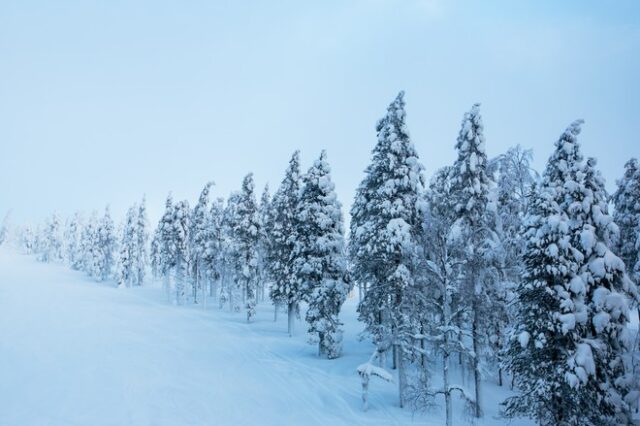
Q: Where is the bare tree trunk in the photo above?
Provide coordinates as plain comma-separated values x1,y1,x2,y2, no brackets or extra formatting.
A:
397,345,406,408
444,349,452,426
472,305,482,418
274,303,279,322
287,302,295,337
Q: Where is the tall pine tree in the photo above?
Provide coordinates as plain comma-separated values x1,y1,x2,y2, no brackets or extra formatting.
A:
349,92,425,407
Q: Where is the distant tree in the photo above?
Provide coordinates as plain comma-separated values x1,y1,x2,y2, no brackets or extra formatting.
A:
64,212,84,270
190,182,214,303
229,174,260,321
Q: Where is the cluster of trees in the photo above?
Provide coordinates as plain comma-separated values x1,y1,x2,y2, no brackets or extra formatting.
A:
22,200,148,287
148,150,349,357
15,91,640,425
350,93,639,426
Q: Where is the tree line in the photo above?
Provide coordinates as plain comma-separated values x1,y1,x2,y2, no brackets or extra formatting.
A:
13,91,640,426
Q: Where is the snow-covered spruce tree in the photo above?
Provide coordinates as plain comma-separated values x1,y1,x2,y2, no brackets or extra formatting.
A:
293,151,348,358
220,192,242,311
190,182,214,304
150,227,160,279
257,184,272,304
155,194,176,300
134,196,149,286
118,205,138,287
95,206,116,281
39,213,64,263
64,212,84,270
233,174,260,322
447,103,502,417
203,197,225,302
349,92,425,407
612,158,640,309
504,121,638,425
21,224,35,254
411,166,476,426
171,200,191,305
79,212,99,276
268,151,303,335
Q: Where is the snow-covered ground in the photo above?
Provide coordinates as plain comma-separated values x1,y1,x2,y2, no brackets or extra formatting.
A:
0,247,531,426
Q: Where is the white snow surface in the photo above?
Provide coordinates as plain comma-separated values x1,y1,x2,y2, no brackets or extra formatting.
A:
0,248,530,426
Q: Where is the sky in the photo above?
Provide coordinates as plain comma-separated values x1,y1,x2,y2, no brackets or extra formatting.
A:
1,0,639,225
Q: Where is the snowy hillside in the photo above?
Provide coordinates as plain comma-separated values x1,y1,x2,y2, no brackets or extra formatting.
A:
0,247,531,426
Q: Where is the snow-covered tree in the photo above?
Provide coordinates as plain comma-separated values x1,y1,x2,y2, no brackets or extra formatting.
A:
64,212,84,269
233,174,260,322
190,182,214,304
349,92,425,407
39,213,63,263
79,211,99,275
0,211,11,246
504,121,638,425
171,200,191,304
95,206,116,281
412,166,476,426
21,224,35,254
268,151,303,335
612,158,640,317
202,197,225,304
490,145,538,385
447,103,502,417
293,151,348,358
155,195,176,299
135,197,149,286
257,184,272,303
220,192,242,311
118,205,139,287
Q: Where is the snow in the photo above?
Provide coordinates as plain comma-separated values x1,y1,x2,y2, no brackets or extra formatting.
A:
0,248,531,425
518,331,530,348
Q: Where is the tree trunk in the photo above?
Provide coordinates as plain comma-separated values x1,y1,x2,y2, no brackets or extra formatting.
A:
444,350,452,426
392,344,397,370
274,303,279,322
287,302,295,337
472,306,482,418
396,344,406,408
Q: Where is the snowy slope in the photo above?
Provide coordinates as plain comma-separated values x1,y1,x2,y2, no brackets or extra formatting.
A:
0,248,531,426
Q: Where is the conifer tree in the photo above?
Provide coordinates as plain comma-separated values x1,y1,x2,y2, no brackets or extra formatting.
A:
268,151,303,335
203,197,225,303
447,104,502,417
172,200,191,305
95,206,116,281
39,213,63,263
234,174,260,322
118,205,138,287
64,212,84,270
504,121,638,425
221,192,242,311
257,184,272,303
294,151,348,358
135,196,149,286
349,92,425,407
190,182,214,303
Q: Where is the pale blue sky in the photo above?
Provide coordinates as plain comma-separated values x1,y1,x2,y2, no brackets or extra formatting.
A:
1,0,639,224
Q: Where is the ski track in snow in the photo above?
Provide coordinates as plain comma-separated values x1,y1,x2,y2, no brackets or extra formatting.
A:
0,248,530,426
